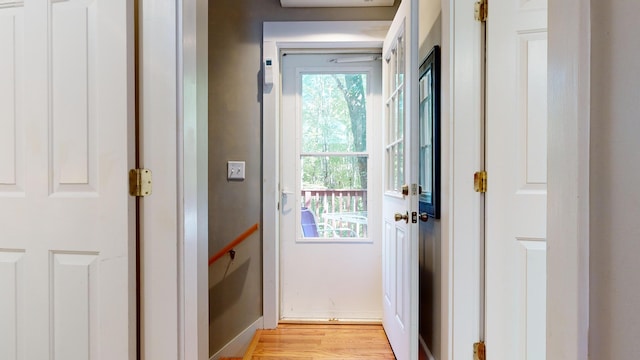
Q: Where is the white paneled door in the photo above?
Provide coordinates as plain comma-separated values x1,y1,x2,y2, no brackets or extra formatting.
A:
381,0,419,359
485,0,548,358
0,1,135,359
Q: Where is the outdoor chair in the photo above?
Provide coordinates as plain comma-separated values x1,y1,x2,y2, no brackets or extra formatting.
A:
300,207,357,238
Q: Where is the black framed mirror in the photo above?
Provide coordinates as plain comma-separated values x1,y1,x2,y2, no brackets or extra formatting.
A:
418,45,441,219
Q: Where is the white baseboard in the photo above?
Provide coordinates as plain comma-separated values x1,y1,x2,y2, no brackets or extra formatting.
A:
210,317,264,360
419,335,436,360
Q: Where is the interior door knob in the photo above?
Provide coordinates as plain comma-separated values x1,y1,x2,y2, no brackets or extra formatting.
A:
394,212,409,223
419,213,429,222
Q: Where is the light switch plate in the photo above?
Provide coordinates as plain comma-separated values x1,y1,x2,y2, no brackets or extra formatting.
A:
227,161,245,180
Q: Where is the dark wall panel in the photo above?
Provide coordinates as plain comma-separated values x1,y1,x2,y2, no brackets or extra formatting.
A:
418,5,442,360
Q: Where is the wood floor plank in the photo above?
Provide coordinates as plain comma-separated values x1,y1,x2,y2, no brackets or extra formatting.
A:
243,324,396,360
242,329,264,360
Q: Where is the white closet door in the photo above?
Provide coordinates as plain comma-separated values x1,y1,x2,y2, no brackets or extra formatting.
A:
0,1,136,359
485,0,548,358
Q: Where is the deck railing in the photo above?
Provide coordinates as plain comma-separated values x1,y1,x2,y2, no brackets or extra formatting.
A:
301,189,368,237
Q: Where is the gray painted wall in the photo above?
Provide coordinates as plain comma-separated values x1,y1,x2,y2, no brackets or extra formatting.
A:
208,0,398,355
590,0,640,358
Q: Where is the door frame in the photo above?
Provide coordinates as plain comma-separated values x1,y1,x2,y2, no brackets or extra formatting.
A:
547,1,591,358
278,53,383,321
178,0,209,358
140,0,209,359
444,0,592,358
440,0,484,358
262,16,484,359
262,21,391,328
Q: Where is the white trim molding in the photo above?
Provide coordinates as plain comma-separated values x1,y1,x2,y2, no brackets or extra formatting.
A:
547,1,590,359
140,1,180,358
210,317,264,360
139,0,207,359
262,21,391,329
179,0,209,359
141,0,208,359
420,335,437,360
440,1,484,359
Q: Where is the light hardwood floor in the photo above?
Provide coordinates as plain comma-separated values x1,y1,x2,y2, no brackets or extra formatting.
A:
241,323,396,359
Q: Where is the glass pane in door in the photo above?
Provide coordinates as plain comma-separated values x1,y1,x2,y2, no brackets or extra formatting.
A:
385,36,406,193
299,73,369,239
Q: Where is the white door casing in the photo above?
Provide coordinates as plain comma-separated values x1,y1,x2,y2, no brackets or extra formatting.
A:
381,0,420,359
0,1,135,359
546,1,591,358
262,21,391,329
279,53,382,321
485,0,548,358
178,0,210,359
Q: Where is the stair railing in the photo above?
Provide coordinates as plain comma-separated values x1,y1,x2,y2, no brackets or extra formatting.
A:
208,223,259,266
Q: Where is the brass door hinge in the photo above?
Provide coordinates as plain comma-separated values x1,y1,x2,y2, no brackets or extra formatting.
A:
474,0,488,22
474,342,486,360
474,171,487,193
129,168,152,197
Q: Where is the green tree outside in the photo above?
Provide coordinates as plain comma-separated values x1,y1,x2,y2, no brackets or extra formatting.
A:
301,73,368,190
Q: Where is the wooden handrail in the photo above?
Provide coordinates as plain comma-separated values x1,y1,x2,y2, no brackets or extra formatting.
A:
208,223,259,266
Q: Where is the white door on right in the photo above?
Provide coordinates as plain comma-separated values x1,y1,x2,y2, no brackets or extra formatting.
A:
485,0,548,359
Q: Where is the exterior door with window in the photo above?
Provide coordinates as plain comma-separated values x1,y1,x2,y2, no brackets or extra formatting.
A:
280,53,382,321
0,1,136,359
381,0,420,359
